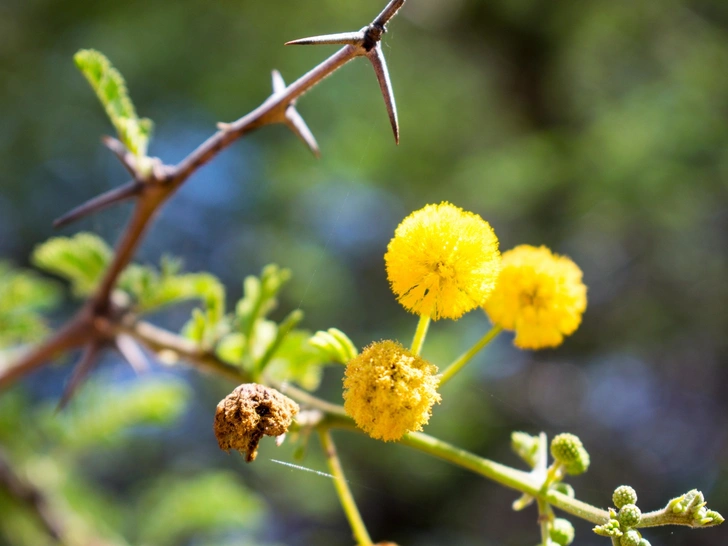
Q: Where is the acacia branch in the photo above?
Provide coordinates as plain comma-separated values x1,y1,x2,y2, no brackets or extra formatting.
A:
0,0,408,394
113,317,728,536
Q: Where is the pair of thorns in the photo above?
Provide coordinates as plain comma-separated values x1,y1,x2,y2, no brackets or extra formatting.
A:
0,0,407,407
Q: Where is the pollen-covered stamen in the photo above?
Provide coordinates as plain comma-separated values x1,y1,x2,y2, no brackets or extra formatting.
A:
484,245,587,350
343,340,441,441
385,202,501,320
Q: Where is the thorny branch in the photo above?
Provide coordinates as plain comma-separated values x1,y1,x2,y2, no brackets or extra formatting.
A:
2,1,724,543
0,0,407,400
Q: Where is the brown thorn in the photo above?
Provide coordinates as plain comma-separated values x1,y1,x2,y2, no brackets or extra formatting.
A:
272,71,320,157
0,318,90,391
372,0,406,28
101,135,138,177
115,333,150,374
285,31,365,47
57,341,103,411
367,43,400,144
285,110,321,158
53,181,142,228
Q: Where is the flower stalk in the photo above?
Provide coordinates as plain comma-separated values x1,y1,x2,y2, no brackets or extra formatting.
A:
319,429,373,546
439,324,502,386
410,315,430,356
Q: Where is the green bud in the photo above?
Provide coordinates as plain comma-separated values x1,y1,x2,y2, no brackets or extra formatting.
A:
618,504,642,528
620,530,641,546
593,519,622,538
549,518,575,546
613,485,638,509
512,431,540,468
564,447,590,476
668,489,702,514
550,433,584,465
638,539,651,546
703,510,725,526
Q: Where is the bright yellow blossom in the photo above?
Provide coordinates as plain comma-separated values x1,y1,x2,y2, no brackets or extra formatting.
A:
484,245,587,349
385,202,501,320
343,340,441,442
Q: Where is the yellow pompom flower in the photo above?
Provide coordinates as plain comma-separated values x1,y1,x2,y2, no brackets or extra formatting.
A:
343,340,441,442
484,245,587,350
385,202,501,320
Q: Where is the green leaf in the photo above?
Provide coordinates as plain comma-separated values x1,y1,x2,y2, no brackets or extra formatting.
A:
308,327,358,365
74,49,153,157
135,472,266,546
32,232,112,297
266,329,328,391
236,264,292,339
253,309,304,376
120,258,225,316
216,332,247,365
0,262,60,348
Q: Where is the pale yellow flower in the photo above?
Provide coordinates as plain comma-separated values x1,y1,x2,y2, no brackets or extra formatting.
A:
484,245,587,349
385,202,500,320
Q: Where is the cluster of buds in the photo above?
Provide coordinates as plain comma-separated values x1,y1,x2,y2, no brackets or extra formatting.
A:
667,489,724,526
594,486,649,545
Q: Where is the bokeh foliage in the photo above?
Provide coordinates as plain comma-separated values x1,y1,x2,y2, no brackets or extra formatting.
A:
1,0,728,544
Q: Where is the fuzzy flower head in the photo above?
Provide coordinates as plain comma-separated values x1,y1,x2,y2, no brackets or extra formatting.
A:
484,245,587,349
385,202,501,321
343,340,441,442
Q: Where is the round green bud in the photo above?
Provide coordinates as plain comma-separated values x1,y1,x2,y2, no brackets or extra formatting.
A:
564,447,591,476
620,530,641,546
638,539,651,546
551,433,584,465
613,485,638,508
618,504,642,528
549,518,575,546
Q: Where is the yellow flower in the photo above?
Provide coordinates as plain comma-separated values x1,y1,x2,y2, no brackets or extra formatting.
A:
343,340,441,442
385,202,501,320
484,245,587,349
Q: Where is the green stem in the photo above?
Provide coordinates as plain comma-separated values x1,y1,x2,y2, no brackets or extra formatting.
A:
319,413,610,525
537,499,552,546
410,314,430,356
318,429,373,546
398,431,610,525
439,325,502,386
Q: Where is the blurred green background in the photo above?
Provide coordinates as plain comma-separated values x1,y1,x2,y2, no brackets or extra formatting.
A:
1,0,728,544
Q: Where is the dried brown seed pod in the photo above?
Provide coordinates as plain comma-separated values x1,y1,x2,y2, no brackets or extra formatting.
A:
214,383,299,462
